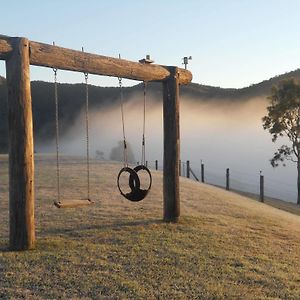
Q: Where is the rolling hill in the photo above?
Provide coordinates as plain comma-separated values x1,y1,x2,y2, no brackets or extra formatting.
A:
1,69,300,153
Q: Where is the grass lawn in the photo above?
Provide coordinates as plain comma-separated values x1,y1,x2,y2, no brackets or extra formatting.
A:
0,154,300,299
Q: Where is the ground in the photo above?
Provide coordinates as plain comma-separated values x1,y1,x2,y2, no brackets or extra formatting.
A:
0,155,300,299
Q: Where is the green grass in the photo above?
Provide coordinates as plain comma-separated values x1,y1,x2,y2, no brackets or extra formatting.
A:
0,154,300,299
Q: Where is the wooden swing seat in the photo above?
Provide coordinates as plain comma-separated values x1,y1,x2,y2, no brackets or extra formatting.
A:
54,199,93,209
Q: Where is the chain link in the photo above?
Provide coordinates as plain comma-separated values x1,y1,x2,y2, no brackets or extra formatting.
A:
53,68,60,203
84,72,90,200
118,54,128,167
141,81,147,165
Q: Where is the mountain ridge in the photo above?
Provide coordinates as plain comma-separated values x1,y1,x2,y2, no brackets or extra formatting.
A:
2,68,300,97
1,69,300,152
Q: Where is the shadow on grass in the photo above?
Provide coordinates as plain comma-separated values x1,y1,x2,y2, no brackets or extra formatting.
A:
42,218,164,237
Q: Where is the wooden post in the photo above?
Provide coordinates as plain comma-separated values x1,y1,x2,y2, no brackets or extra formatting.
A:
186,160,190,178
0,36,193,85
226,168,230,191
179,160,181,176
155,160,158,170
163,67,180,222
260,171,264,202
6,38,35,250
201,162,205,183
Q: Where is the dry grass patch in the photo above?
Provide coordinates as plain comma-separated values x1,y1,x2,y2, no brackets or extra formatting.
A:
0,155,300,299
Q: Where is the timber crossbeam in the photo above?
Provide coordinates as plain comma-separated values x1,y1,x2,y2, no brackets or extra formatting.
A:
0,35,192,84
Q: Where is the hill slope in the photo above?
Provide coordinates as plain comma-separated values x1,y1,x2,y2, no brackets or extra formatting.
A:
0,155,300,299
1,69,300,153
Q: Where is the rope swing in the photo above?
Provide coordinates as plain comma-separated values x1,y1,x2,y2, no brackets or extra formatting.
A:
52,53,93,208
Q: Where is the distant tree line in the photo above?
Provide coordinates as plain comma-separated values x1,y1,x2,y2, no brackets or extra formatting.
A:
0,78,161,153
2,69,300,153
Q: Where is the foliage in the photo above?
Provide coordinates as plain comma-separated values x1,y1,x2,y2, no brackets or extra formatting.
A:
110,140,135,163
3,69,300,152
262,79,300,167
95,150,105,160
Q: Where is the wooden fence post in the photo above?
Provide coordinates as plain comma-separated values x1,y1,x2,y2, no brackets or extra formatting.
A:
260,171,264,202
163,67,180,222
201,162,205,183
179,160,181,176
155,160,158,170
226,168,230,191
6,38,35,250
186,160,190,178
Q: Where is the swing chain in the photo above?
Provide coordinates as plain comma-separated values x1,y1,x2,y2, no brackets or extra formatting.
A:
141,81,147,165
84,71,90,200
118,67,128,167
53,67,60,203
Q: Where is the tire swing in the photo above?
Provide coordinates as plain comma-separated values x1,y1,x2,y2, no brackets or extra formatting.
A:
117,75,152,202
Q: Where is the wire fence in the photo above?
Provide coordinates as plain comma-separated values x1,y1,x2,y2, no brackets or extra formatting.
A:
145,159,297,203
1,155,297,203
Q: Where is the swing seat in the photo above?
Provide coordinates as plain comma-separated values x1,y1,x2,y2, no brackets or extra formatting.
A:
54,199,93,209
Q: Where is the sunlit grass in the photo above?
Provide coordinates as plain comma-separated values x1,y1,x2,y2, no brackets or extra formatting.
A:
0,154,300,299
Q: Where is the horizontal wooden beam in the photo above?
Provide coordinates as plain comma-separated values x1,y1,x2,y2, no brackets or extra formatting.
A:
0,35,13,59
0,35,192,85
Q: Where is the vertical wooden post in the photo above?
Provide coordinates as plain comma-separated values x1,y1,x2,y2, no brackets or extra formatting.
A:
201,162,205,183
6,38,35,250
226,168,230,191
179,159,181,176
163,67,180,222
155,160,158,170
260,171,264,202
186,160,190,178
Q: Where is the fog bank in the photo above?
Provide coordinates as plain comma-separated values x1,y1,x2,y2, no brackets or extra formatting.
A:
37,93,297,203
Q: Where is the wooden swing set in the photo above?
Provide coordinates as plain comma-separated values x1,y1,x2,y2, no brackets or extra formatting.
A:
0,35,192,251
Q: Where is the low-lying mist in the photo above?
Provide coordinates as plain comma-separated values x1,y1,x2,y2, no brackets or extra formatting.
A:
36,92,297,203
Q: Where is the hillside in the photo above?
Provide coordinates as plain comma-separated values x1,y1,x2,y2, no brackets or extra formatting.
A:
1,69,300,153
0,155,300,298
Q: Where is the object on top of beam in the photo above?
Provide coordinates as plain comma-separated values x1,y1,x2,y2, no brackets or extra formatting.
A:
0,35,192,85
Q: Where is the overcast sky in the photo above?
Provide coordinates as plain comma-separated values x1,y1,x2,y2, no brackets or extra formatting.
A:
1,0,300,88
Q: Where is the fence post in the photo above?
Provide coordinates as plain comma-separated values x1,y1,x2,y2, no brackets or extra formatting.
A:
146,160,148,168
179,160,181,176
226,168,230,190
155,160,158,170
201,162,205,183
260,171,264,202
186,160,190,178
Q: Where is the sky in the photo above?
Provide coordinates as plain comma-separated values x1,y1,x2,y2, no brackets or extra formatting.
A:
1,0,300,88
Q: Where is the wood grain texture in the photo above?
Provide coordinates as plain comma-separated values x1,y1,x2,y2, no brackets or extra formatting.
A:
54,199,93,209
163,67,180,222
6,38,35,250
0,34,13,59
0,36,192,84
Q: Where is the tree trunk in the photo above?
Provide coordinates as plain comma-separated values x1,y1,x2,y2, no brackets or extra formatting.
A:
298,160,300,205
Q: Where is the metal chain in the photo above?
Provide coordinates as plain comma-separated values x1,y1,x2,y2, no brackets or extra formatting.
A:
53,68,60,203
141,81,147,165
118,54,128,167
84,72,90,200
